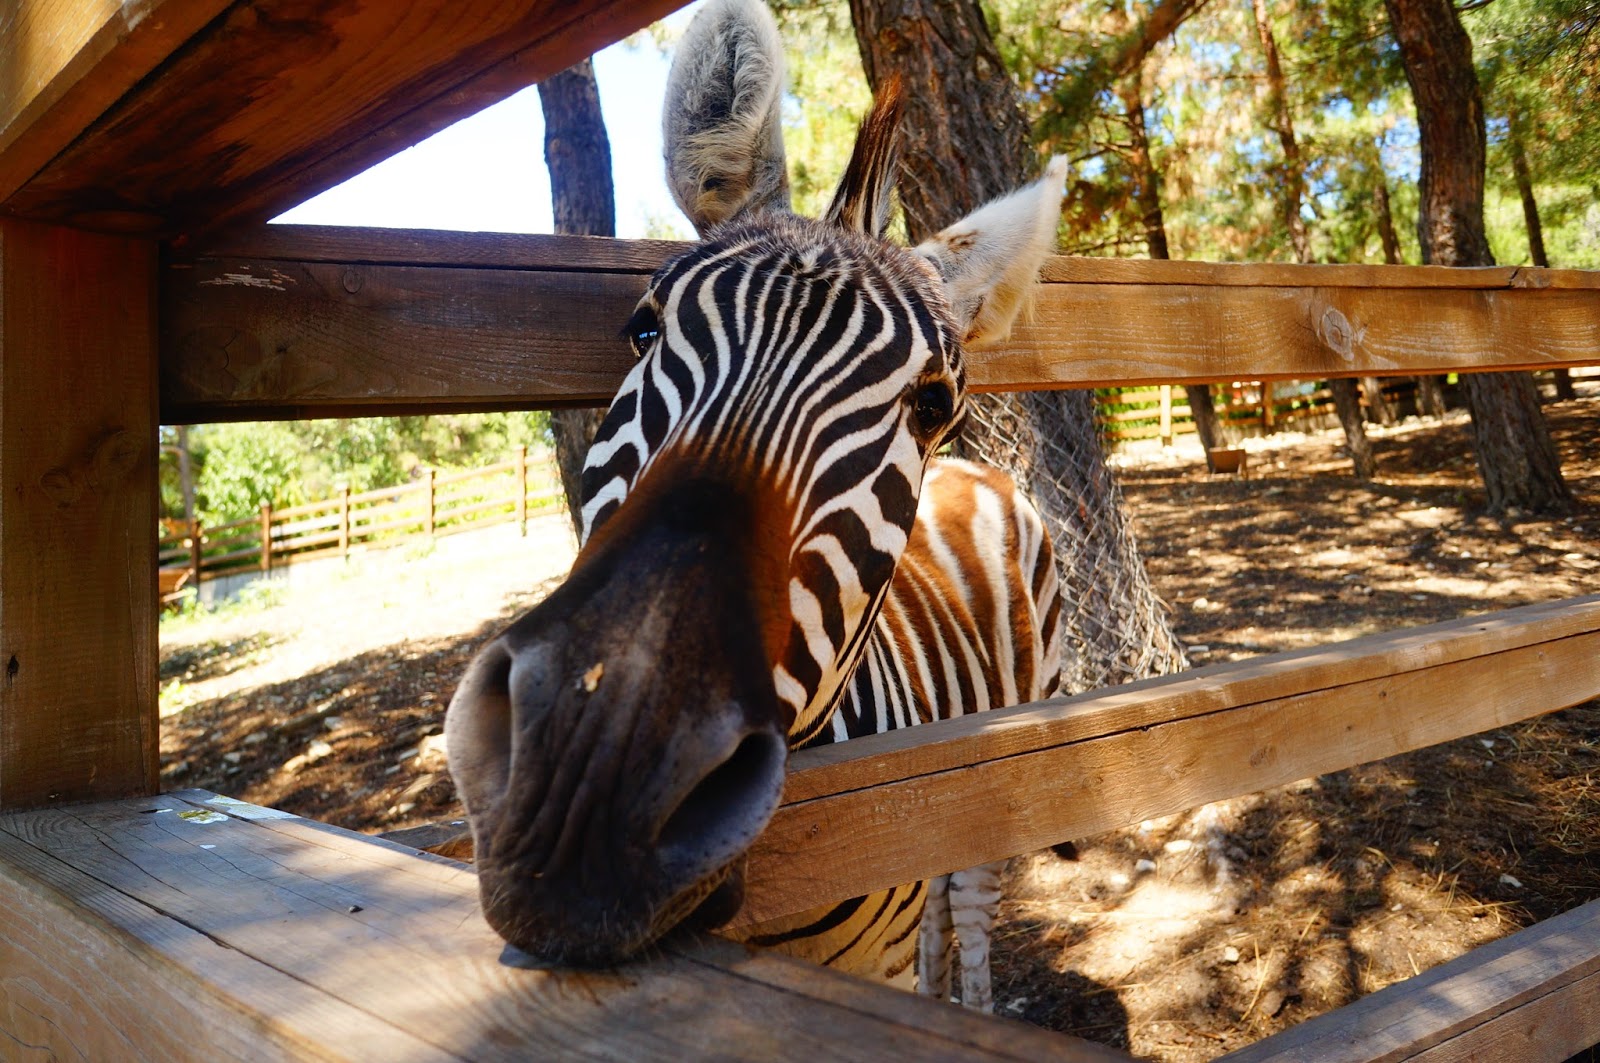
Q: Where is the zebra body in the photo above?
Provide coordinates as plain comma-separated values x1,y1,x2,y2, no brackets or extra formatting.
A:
444,0,1070,1006
741,458,1062,1010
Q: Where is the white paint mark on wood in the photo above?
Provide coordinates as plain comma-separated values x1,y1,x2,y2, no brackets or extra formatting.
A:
198,268,292,291
204,794,297,820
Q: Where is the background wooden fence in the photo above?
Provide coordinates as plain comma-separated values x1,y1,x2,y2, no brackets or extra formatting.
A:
1099,380,1382,445
1097,369,1597,446
157,446,560,595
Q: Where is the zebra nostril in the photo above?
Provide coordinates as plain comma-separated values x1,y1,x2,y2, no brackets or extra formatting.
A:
657,728,787,879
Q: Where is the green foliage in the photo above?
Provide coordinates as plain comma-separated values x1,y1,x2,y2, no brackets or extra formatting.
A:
977,0,1593,269
770,1,875,219
193,422,305,525
175,412,551,526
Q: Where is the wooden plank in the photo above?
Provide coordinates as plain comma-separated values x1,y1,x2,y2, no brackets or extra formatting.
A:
1220,901,1600,1063
159,230,1600,422
191,228,1600,288
0,220,158,808
3,1,687,235
0,0,232,203
0,824,445,1061
162,255,644,421
988,282,1600,391
1038,257,1600,290
729,597,1600,927
0,791,1127,1062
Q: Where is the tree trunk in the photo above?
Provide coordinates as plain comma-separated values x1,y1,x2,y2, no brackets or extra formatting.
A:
849,0,1186,690
1330,378,1376,478
1117,71,1224,465
1252,0,1372,478
1250,0,1311,262
1362,378,1398,426
1385,0,1573,514
1509,117,1577,402
1372,164,1430,420
176,424,197,522
539,59,614,537
1373,172,1403,266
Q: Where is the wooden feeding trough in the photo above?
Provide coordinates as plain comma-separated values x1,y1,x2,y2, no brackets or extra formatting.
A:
1208,445,1249,477
3,3,1600,1060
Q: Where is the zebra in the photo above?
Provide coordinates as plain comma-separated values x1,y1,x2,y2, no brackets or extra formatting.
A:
445,0,1066,1013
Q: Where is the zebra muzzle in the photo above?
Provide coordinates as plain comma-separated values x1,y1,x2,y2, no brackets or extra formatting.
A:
445,481,789,966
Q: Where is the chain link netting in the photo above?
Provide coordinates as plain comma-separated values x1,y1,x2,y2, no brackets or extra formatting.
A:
957,389,1189,694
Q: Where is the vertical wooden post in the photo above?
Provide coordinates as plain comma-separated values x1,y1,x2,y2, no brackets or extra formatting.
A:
188,518,203,591
1261,382,1276,431
1158,385,1173,447
425,470,436,536
515,445,528,536
0,221,159,808
259,501,273,573
339,485,352,557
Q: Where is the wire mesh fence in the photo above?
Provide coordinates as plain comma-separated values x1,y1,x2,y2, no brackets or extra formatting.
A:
957,389,1189,694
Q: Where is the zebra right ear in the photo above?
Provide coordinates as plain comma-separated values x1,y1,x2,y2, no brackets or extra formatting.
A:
663,0,791,236
913,157,1069,349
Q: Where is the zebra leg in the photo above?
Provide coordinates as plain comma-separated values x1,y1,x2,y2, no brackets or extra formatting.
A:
916,873,954,1002
949,861,1004,1013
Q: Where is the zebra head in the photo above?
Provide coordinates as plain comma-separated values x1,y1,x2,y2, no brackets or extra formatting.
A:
446,0,1066,967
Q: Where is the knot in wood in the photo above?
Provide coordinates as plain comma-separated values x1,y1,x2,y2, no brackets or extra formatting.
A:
1317,306,1361,362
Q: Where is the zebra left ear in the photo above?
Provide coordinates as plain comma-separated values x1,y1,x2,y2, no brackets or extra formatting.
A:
823,77,902,238
913,156,1069,349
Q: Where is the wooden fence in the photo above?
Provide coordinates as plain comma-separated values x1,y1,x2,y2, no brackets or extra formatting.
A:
4,3,1600,1059
1098,370,1594,446
4,200,1600,1063
157,446,560,592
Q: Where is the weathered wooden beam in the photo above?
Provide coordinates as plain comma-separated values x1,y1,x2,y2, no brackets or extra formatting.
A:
2,1,686,236
0,0,232,204
160,227,1600,423
731,596,1600,927
0,791,1127,1062
0,220,158,808
1219,900,1600,1063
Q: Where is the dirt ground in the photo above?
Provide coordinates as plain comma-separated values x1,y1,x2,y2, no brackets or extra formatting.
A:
160,393,1600,1060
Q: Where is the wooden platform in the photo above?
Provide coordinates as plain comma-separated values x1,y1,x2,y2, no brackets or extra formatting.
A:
0,790,1121,1062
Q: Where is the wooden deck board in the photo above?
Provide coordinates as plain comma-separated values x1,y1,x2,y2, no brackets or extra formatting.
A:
0,791,1126,1062
160,228,1600,423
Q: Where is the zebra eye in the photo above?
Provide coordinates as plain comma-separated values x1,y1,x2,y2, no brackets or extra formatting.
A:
624,306,661,360
910,382,955,438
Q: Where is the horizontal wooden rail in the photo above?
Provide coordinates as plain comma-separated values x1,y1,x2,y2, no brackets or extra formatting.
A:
159,227,1600,423
1221,900,1600,1062
731,596,1600,928
0,791,1124,1062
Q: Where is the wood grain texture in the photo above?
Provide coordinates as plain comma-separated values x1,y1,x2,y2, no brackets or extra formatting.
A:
729,598,1600,927
0,825,443,1062
160,229,1600,422
0,0,231,203
0,220,158,808
0,791,1127,1062
4,0,686,235
1220,901,1600,1063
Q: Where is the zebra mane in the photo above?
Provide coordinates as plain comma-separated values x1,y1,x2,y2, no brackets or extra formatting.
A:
823,76,903,239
